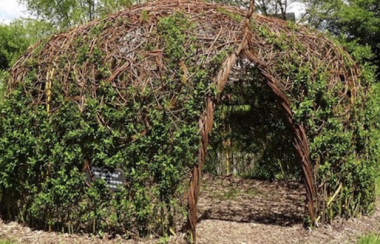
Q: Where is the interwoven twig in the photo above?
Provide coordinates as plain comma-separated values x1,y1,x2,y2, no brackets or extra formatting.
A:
7,0,365,242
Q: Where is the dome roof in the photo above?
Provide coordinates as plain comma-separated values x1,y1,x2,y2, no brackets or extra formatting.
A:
9,0,361,104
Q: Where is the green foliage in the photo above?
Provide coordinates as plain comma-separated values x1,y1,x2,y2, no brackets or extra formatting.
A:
357,234,380,244
335,0,380,75
157,13,190,61
0,240,16,244
0,12,227,237
259,23,378,221
216,7,242,22
375,176,380,197
0,19,52,71
0,0,377,235
300,0,343,29
302,0,380,76
205,68,299,180
19,0,133,29
212,188,241,200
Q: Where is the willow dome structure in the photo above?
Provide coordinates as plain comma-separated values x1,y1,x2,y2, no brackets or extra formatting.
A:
0,0,376,242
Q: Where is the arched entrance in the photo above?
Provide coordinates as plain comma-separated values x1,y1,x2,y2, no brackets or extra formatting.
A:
187,1,368,242
187,14,316,240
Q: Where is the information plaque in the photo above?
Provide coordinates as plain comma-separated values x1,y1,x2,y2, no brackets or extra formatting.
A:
85,165,126,192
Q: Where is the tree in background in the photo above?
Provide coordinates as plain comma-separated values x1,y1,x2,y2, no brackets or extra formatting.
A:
298,0,341,28
0,0,134,73
300,0,380,75
18,0,133,29
216,0,380,74
256,0,299,18
0,19,52,71
214,0,299,19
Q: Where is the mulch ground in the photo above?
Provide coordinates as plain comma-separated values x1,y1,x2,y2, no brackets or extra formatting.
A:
1,177,380,243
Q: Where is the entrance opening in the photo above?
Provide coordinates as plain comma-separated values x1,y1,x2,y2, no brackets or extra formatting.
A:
200,58,306,226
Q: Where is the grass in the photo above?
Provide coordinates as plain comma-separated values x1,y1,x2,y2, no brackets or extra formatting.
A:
0,240,16,244
354,177,380,244
211,187,260,201
222,188,241,200
245,188,258,196
357,234,380,244
211,188,241,200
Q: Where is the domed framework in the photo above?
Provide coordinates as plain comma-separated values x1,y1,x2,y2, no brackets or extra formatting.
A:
2,0,374,242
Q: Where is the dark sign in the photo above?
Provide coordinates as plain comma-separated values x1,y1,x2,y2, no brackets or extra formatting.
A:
85,166,126,192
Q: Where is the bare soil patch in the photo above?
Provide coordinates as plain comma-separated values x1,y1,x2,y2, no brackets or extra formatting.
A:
1,177,380,243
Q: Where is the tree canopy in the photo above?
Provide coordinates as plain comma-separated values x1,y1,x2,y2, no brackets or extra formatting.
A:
301,0,380,75
18,0,134,29
0,19,52,71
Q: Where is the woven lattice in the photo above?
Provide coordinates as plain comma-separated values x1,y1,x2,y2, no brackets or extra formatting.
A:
7,0,367,242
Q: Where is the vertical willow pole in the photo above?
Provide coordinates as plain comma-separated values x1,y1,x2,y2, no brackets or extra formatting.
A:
187,97,214,243
46,68,54,231
221,106,231,175
46,68,54,115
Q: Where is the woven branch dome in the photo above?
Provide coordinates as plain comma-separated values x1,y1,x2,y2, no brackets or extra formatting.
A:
4,0,372,239
10,0,362,97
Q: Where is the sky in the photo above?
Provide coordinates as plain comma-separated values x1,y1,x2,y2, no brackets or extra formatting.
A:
288,2,306,20
0,0,29,24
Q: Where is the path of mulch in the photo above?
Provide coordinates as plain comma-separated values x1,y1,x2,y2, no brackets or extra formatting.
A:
196,177,380,244
1,177,380,243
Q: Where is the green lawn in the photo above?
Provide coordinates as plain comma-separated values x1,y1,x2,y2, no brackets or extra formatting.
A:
0,240,16,244
357,234,380,244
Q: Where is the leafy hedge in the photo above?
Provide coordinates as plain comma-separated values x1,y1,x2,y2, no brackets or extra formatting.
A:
0,1,379,237
0,13,219,236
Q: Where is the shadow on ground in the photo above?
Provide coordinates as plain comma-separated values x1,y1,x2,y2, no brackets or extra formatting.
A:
197,177,306,227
